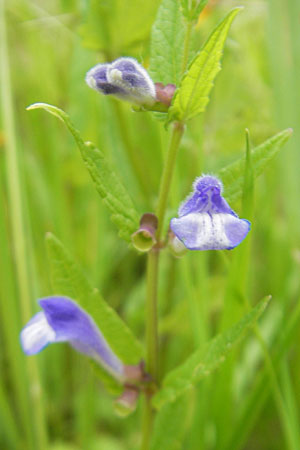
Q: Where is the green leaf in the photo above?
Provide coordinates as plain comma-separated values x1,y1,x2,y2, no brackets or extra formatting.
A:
150,394,189,450
27,103,139,242
193,0,209,17
149,0,185,85
219,128,293,204
46,232,143,366
181,0,209,21
152,297,270,409
168,8,241,122
89,361,122,396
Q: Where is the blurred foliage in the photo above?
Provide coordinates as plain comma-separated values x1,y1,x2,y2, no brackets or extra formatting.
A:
1,0,300,449
80,0,160,57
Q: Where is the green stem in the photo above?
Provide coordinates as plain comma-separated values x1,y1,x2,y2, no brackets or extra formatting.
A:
141,395,154,450
156,122,185,241
0,1,47,449
141,122,185,450
181,20,193,75
144,122,186,378
145,250,160,379
141,11,191,440
141,249,158,450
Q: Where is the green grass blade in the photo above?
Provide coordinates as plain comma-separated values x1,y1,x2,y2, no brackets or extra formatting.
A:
0,189,35,449
0,2,47,447
224,297,300,450
280,361,300,449
0,382,22,449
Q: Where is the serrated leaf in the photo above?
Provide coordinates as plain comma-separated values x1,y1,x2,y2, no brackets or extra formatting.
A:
219,128,293,204
27,103,139,242
46,232,143,367
150,394,189,450
152,297,270,409
168,8,241,122
149,0,185,86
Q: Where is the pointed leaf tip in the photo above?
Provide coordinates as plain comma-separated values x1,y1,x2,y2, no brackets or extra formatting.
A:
168,8,242,122
218,129,293,203
46,233,143,364
27,102,139,242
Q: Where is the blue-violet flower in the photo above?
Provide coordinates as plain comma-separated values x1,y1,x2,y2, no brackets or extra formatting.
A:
170,175,251,250
86,57,156,107
20,296,124,380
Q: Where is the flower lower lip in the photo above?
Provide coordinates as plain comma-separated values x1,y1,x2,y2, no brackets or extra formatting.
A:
170,175,251,251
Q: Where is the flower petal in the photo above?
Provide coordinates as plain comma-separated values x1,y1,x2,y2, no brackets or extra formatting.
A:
85,63,126,96
111,58,154,89
86,57,156,106
20,297,124,379
171,175,251,251
179,175,233,217
21,311,56,355
170,213,250,250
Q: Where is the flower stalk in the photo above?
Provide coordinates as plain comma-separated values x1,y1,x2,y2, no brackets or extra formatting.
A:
142,121,185,449
181,20,193,75
145,120,185,380
156,122,185,242
145,250,160,380
141,14,193,444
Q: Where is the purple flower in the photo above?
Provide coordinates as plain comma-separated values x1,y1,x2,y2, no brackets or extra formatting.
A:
20,296,124,380
170,175,251,251
86,57,156,107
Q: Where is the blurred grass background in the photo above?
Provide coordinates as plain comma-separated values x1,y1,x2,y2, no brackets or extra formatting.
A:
1,0,300,449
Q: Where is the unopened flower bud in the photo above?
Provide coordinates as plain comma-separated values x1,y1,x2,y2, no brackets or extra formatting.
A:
114,387,139,417
155,83,176,107
132,213,158,252
86,57,156,107
123,360,151,384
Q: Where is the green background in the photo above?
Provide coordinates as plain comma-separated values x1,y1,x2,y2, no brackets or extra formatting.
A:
1,0,300,449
